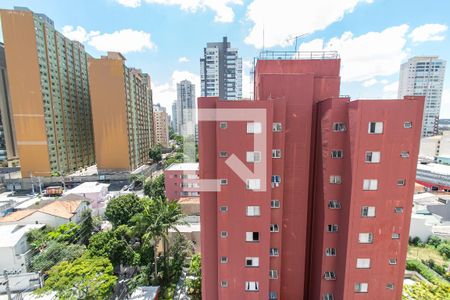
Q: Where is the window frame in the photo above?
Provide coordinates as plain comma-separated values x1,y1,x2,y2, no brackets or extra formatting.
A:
365,151,381,163
368,122,383,134
331,149,344,159
246,206,261,217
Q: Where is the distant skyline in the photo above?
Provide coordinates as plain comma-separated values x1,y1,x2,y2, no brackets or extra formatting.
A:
1,0,449,117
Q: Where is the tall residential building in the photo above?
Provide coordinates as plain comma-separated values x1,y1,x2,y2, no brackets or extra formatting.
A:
198,52,424,300
200,36,242,100
176,80,196,135
398,56,447,137
0,42,18,165
153,104,169,148
171,101,178,133
0,7,95,177
88,52,154,172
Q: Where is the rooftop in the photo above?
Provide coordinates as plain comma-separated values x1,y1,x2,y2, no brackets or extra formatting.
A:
413,192,442,206
129,286,159,300
166,163,199,171
0,224,45,248
417,163,450,176
66,182,110,194
258,50,339,61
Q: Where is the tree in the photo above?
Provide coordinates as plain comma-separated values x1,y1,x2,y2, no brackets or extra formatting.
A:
403,281,450,300
427,236,442,248
78,209,94,245
47,222,80,242
149,144,163,163
37,254,117,300
105,194,144,227
29,241,85,272
88,225,139,268
186,254,201,300
437,242,450,259
143,174,165,199
27,227,51,250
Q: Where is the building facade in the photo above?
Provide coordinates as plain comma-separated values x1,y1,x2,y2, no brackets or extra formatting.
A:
0,7,95,177
153,104,169,148
398,56,447,137
171,101,178,133
88,52,154,172
164,162,199,200
198,53,424,300
176,80,196,135
200,36,242,100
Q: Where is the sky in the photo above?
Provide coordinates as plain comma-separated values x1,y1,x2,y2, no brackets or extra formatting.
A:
1,0,450,118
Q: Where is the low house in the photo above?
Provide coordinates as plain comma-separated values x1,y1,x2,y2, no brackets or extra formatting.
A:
129,286,160,300
0,224,45,273
178,197,200,216
0,199,89,227
64,182,110,215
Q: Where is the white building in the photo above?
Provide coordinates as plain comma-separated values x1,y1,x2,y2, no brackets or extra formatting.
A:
200,36,242,100
65,182,109,215
176,80,196,136
398,56,447,137
0,199,89,227
419,131,450,161
0,224,45,273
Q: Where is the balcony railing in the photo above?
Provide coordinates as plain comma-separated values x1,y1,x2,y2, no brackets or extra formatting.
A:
258,50,339,60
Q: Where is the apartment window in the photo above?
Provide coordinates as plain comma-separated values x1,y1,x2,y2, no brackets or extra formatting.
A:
358,233,373,244
245,257,260,267
331,150,343,159
246,151,261,163
328,200,341,209
389,258,397,265
271,200,281,208
219,151,228,157
332,122,347,132
220,256,228,264
269,291,278,299
273,123,282,132
354,283,368,293
246,179,261,190
270,224,280,232
220,231,228,238
270,248,279,257
356,258,371,269
324,272,336,280
272,149,282,158
247,206,261,217
365,151,381,163
219,122,227,129
221,281,228,288
368,122,383,134
246,232,260,242
386,283,394,290
397,179,406,186
219,206,228,213
327,224,339,232
269,270,278,279
220,179,228,185
326,248,337,256
247,122,262,134
363,179,378,191
323,293,334,300
361,206,376,217
392,233,400,239
271,175,281,187
400,151,410,158
394,207,403,213
404,121,413,128
329,175,342,184
245,281,259,292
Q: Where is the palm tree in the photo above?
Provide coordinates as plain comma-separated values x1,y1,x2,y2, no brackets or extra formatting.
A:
132,196,186,284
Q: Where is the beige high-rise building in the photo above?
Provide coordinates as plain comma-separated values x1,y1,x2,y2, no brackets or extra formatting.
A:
88,52,154,172
153,104,169,148
0,7,95,177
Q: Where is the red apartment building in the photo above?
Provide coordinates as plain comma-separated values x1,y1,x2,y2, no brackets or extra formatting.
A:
198,52,424,300
164,163,200,200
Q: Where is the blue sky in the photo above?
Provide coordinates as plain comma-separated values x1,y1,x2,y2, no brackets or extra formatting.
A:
1,0,449,117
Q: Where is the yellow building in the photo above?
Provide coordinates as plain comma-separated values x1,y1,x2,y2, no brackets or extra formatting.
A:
153,104,169,148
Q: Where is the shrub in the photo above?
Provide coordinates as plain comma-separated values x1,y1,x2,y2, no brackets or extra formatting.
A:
437,242,450,259
427,236,443,248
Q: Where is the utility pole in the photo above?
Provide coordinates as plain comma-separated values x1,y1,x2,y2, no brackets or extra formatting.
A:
3,270,12,300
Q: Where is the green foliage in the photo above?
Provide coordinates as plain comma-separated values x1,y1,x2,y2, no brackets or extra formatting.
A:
160,283,177,300
47,222,80,242
422,259,450,281
186,254,201,300
164,152,184,168
406,259,449,286
78,209,94,245
427,236,443,248
87,225,139,268
105,194,144,227
37,254,117,300
409,236,424,247
437,242,450,259
27,227,51,250
143,174,165,199
29,241,85,272
149,144,163,163
403,281,450,300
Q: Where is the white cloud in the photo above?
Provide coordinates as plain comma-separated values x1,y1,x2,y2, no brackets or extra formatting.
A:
409,24,448,43
245,0,373,48
63,26,156,54
362,79,377,87
116,0,243,23
153,70,201,113
299,25,409,82
441,89,450,119
383,81,399,98
117,0,142,8
178,57,189,63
